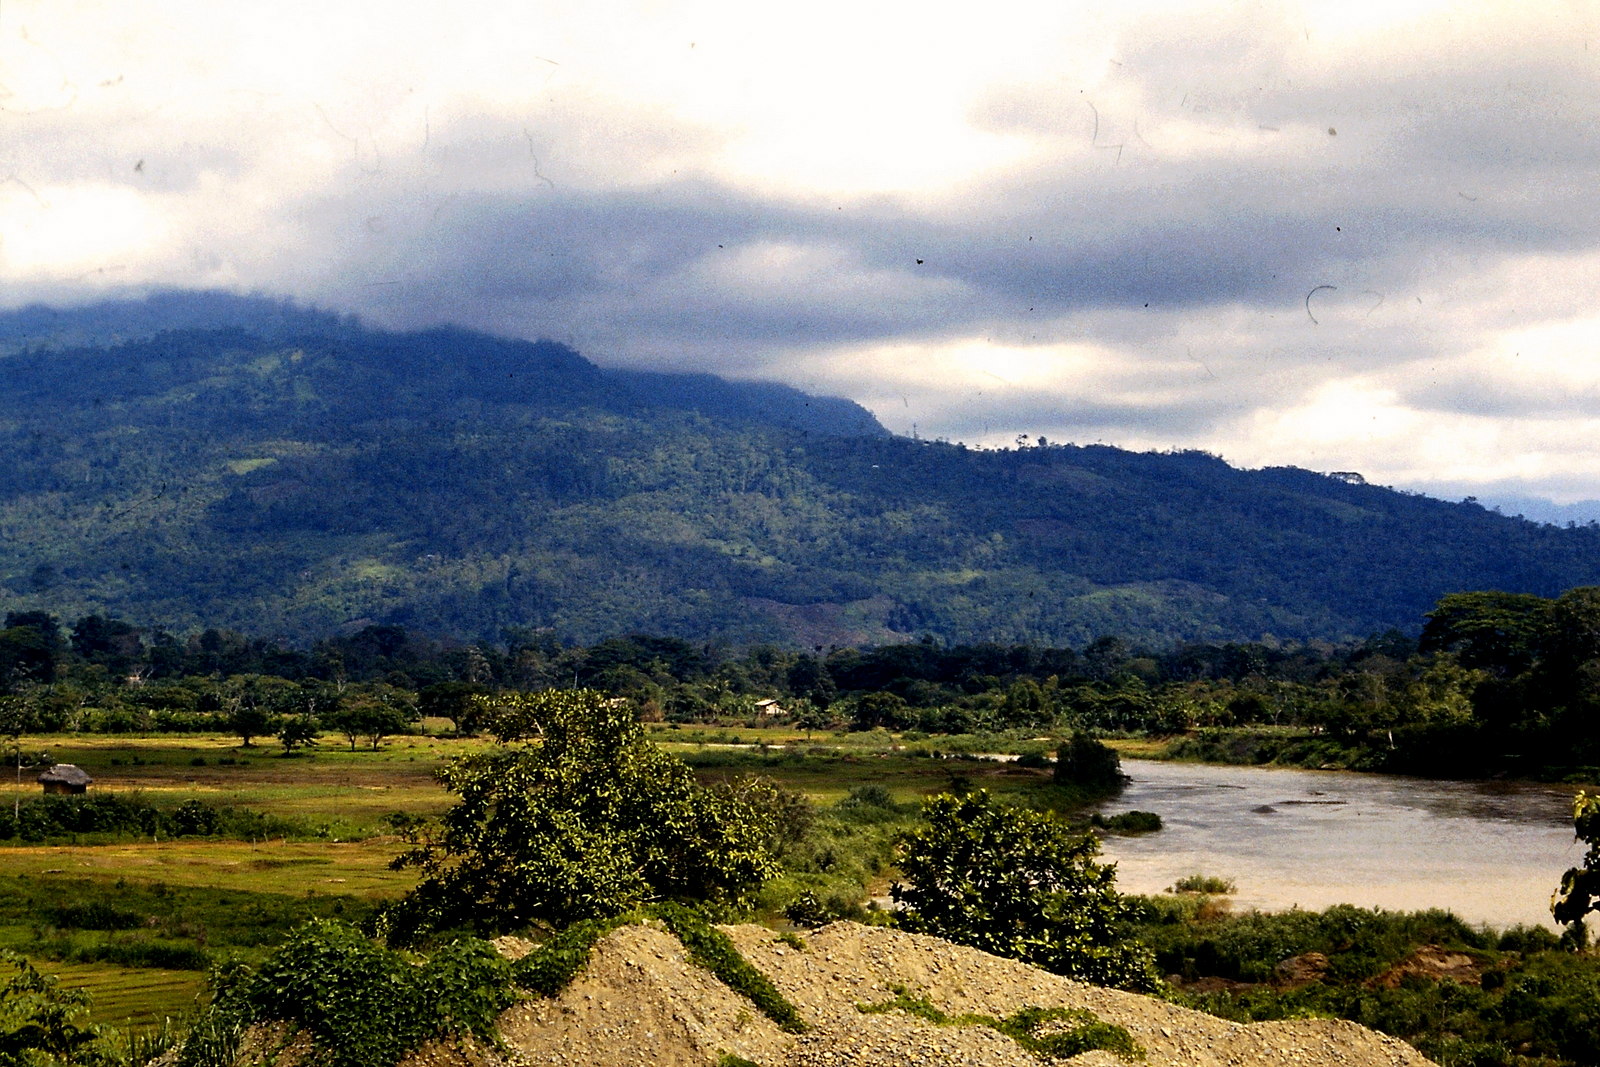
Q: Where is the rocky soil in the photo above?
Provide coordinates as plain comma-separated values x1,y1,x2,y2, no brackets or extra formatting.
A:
405,921,1434,1067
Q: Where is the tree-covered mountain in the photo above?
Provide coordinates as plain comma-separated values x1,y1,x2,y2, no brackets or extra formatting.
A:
2,292,1598,648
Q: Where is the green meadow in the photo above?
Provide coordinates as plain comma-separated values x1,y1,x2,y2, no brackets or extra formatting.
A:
1,726,1070,1030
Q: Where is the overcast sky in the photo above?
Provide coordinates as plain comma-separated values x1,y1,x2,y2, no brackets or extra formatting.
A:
4,1,1598,513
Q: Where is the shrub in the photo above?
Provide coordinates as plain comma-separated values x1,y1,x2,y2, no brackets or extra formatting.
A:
386,690,781,941
1091,810,1163,834
858,986,1142,1061
514,913,635,998
893,790,1158,991
654,903,808,1033
198,919,516,1067
1054,733,1125,791
1169,874,1236,895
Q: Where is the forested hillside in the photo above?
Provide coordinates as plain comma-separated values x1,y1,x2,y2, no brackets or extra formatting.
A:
3,292,1598,647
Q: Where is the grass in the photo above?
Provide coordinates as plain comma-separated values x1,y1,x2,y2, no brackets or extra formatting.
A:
0,726,1104,1041
0,840,416,896
1,733,481,846
679,745,1063,806
32,960,206,1028
1169,874,1237,895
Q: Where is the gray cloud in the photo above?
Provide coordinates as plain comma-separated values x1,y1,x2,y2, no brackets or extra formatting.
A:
6,1,1600,506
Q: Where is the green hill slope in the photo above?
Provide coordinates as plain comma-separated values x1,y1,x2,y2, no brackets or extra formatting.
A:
2,293,1596,646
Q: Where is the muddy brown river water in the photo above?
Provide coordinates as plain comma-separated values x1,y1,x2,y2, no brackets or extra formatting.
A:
1093,759,1591,930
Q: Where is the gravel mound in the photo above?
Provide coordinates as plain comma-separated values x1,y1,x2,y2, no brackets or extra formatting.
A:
216,921,1434,1066
484,921,1434,1067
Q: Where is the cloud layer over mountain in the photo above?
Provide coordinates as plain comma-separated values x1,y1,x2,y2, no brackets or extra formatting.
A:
4,0,1597,508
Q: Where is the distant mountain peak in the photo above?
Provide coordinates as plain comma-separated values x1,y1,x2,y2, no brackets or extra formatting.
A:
0,289,887,438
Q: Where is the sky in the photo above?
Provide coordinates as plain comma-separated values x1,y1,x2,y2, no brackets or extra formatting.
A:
4,0,1599,517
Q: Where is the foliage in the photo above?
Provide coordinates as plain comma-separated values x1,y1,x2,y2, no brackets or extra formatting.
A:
1054,732,1125,791
0,873,382,987
322,685,415,750
1131,898,1600,1067
1169,874,1236,894
653,903,809,1032
856,985,1142,1061
197,919,516,1067
171,1009,243,1067
386,690,780,940
892,791,1158,991
1419,592,1552,677
1551,790,1600,934
9,580,1600,780
0,795,300,845
1089,810,1163,835
175,907,807,1067
275,714,318,753
0,950,110,1067
9,296,1600,652
512,913,636,998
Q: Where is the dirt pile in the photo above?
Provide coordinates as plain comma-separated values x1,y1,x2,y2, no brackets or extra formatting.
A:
212,921,1434,1066
486,921,1433,1067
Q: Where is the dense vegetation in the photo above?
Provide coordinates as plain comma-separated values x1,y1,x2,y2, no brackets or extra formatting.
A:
0,713,1595,1066
1139,899,1600,1067
893,789,1159,991
8,581,1600,778
384,690,785,942
4,293,1600,648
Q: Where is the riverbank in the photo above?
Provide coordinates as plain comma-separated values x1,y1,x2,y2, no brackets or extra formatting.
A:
1108,727,1600,787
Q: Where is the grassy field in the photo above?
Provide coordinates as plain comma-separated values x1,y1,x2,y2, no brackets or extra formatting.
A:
1,724,1084,1036
1,730,460,1033
32,961,207,1029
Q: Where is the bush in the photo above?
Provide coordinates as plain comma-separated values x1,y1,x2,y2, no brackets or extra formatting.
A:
386,690,782,941
199,920,517,1067
514,914,634,997
653,904,808,1033
0,794,302,844
1169,874,1236,895
893,790,1158,991
1090,810,1163,834
858,986,1142,1061
1054,733,1125,791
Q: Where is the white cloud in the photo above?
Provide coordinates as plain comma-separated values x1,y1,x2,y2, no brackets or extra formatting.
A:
4,0,1600,505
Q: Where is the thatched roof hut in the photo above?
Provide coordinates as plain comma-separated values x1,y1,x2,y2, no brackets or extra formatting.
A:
38,764,93,795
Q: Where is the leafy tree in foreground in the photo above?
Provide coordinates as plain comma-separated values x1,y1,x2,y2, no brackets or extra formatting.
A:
893,790,1158,992
0,950,109,1066
384,689,780,942
1553,790,1600,941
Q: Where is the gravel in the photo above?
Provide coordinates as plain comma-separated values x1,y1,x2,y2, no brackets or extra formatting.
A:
232,920,1438,1067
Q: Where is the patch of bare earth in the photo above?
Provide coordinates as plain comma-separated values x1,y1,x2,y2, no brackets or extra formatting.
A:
1368,946,1483,989
241,921,1437,1067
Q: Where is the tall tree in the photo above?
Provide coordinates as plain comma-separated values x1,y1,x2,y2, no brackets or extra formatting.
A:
1419,591,1552,677
385,689,778,942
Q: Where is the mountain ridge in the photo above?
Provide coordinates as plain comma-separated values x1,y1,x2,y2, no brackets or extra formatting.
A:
1,292,1596,647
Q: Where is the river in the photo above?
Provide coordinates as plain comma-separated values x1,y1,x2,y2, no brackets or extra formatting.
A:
1092,759,1589,930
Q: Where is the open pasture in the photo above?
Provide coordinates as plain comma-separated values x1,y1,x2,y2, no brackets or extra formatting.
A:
1,839,416,896
2,731,485,833
0,725,1080,1037
32,960,206,1029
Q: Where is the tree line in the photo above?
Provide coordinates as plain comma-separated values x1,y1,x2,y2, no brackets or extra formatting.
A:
2,586,1600,775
